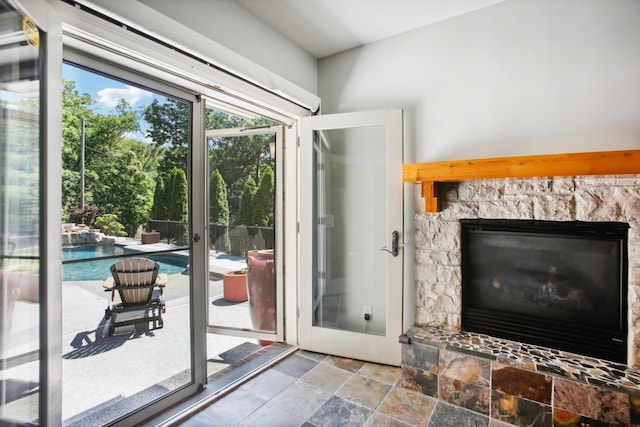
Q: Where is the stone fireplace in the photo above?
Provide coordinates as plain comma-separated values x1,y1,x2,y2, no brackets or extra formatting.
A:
413,175,640,367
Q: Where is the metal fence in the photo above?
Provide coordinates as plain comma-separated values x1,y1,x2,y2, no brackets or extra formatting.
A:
147,220,274,256
147,220,189,246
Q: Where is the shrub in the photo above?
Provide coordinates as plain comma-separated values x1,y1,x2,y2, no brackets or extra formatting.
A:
69,204,99,226
94,214,127,237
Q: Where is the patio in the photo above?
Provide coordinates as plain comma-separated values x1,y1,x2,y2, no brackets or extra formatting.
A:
3,241,276,426
63,242,266,424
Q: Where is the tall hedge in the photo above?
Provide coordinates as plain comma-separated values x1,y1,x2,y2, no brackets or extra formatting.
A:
167,167,188,222
150,175,168,219
209,169,229,224
235,177,257,225
252,166,274,227
210,169,231,251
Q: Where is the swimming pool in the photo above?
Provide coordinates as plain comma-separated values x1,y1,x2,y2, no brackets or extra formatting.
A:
62,245,189,281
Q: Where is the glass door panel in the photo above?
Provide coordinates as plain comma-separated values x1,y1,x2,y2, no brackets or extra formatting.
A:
314,126,388,336
300,110,403,366
0,2,42,423
60,63,194,424
204,103,284,355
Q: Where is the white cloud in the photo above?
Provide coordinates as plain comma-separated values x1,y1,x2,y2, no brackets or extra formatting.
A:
96,85,152,108
123,131,153,144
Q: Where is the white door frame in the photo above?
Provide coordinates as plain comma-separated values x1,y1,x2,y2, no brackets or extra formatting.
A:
204,125,285,343
299,109,404,366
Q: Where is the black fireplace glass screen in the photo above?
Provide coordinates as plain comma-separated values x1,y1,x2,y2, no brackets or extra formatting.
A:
463,230,622,330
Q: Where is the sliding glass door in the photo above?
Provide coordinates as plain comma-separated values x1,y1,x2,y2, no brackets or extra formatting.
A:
0,1,43,424
2,0,305,423
57,58,206,425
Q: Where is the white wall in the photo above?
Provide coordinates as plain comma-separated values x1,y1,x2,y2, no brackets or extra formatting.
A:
84,0,318,97
318,0,640,162
138,0,318,95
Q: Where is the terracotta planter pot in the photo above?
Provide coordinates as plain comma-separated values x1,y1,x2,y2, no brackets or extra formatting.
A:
222,271,248,302
247,250,275,335
246,250,260,259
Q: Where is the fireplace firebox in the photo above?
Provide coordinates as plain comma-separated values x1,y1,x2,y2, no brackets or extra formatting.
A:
461,219,628,363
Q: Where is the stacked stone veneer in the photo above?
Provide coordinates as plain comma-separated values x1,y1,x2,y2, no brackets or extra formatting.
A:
413,175,640,367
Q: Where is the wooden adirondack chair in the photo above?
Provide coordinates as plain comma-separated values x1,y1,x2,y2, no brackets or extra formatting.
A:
103,257,167,336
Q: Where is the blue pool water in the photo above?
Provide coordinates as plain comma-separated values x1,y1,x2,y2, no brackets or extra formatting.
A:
62,245,189,281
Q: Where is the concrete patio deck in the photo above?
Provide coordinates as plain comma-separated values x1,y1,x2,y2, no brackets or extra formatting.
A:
3,242,271,426
61,244,264,424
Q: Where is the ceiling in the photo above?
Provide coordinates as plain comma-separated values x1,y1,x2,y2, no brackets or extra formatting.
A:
236,0,506,59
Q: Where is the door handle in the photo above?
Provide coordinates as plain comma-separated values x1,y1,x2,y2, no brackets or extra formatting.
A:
380,231,399,257
193,233,201,243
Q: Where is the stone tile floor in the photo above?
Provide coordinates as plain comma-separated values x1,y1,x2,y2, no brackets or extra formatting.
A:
177,350,439,427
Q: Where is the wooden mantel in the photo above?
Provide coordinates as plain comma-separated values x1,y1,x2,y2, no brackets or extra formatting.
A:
403,149,640,212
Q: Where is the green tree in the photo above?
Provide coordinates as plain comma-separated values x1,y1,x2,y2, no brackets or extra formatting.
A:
205,109,276,220
166,167,188,221
61,80,156,235
92,142,154,235
252,165,274,227
61,80,92,215
151,176,168,219
209,132,270,220
62,169,80,221
209,169,229,224
235,177,257,225
143,106,277,221
209,169,230,252
143,98,189,174
163,167,188,244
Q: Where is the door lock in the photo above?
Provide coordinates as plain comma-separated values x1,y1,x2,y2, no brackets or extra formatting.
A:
380,231,400,257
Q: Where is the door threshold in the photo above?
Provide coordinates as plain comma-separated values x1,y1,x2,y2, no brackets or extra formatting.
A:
145,343,297,426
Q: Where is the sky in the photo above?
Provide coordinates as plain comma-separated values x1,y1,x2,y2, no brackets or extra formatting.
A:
61,63,264,143
62,63,165,143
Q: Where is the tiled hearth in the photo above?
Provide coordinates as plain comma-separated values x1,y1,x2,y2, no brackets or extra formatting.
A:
402,326,640,426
